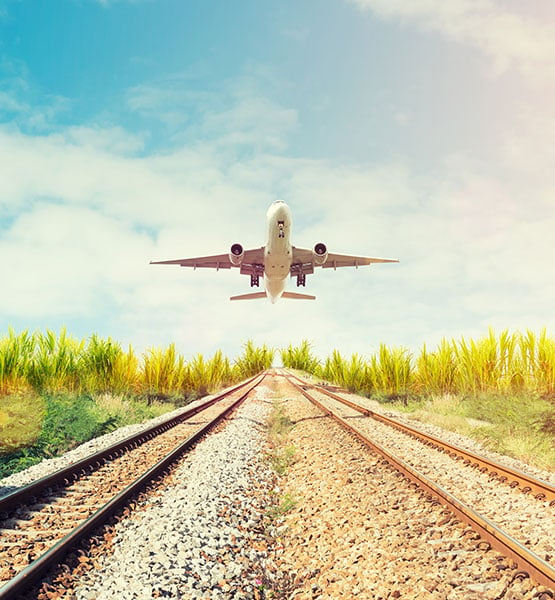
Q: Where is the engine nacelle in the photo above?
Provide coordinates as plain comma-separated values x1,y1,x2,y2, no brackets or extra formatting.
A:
313,242,328,265
229,243,244,266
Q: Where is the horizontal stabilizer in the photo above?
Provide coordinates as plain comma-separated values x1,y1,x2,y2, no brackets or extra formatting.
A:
282,291,316,300
230,292,267,301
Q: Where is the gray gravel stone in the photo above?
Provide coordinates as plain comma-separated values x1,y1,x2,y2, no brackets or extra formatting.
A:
72,389,275,599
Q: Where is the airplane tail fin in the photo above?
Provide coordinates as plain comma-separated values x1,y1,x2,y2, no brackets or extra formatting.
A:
230,292,267,301
281,292,316,300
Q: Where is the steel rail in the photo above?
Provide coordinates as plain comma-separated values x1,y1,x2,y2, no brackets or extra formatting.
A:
0,373,265,600
284,370,555,504
287,376,555,591
0,373,260,514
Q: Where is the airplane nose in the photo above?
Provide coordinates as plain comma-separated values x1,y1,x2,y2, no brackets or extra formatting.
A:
267,200,291,221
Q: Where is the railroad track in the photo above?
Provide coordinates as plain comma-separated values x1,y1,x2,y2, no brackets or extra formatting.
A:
285,370,555,504
282,370,555,592
0,373,266,599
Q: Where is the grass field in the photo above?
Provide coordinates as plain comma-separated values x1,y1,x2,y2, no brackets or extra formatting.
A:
391,392,555,471
1,327,553,477
282,331,555,472
0,331,275,477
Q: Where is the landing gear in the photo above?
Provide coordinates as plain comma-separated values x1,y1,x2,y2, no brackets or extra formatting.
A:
296,273,306,287
250,274,260,287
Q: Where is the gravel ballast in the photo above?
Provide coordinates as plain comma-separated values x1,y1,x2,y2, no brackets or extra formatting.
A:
71,387,276,600
0,387,241,497
269,376,553,599
2,373,553,599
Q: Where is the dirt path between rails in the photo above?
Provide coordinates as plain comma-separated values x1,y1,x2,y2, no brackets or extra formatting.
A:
265,376,544,600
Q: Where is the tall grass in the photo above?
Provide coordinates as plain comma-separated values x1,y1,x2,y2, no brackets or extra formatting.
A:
0,329,275,400
234,340,274,378
0,329,34,394
523,329,555,396
321,351,367,392
183,351,234,396
3,327,553,401
368,344,412,399
414,339,457,396
29,329,84,394
80,335,139,394
283,329,555,400
280,341,321,373
141,343,187,397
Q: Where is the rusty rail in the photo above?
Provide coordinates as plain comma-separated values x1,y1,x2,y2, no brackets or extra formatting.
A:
285,374,555,591
285,370,555,504
0,373,260,513
0,372,265,600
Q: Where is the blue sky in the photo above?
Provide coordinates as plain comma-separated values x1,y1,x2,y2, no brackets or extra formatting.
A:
1,0,554,362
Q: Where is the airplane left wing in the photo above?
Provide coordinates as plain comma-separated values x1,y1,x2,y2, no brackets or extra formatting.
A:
291,247,398,271
321,252,399,269
150,247,265,272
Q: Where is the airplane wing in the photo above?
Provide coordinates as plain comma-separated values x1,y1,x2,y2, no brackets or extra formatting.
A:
321,252,399,269
291,247,398,271
150,247,265,273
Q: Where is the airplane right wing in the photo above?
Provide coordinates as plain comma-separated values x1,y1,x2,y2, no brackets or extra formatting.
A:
151,247,265,274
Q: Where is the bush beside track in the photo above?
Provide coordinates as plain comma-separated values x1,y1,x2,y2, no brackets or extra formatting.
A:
0,331,274,477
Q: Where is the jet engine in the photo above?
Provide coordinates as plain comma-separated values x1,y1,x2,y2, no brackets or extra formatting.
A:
229,243,245,266
313,243,328,265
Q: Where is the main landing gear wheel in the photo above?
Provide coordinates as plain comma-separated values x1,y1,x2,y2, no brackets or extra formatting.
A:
296,274,306,287
250,274,260,287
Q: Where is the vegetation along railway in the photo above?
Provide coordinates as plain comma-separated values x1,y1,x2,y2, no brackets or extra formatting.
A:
0,374,264,599
0,369,553,598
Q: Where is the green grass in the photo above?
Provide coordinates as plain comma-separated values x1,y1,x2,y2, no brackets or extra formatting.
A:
280,340,320,373
285,330,555,398
266,400,297,475
392,392,555,471
0,328,273,398
0,328,277,479
0,393,46,454
234,340,275,378
267,491,298,520
2,327,553,477
0,393,179,478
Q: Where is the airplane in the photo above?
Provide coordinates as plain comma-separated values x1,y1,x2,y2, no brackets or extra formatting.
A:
150,200,399,302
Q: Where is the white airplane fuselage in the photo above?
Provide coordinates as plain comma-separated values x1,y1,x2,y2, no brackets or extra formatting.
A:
264,201,293,303
150,200,398,301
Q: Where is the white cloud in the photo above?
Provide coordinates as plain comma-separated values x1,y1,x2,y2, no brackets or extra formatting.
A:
0,91,25,112
1,81,554,358
0,204,154,317
349,0,555,79
126,73,298,153
64,125,145,155
500,108,555,181
0,63,71,132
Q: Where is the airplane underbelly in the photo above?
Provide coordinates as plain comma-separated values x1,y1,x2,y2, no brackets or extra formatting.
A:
265,276,285,297
264,242,292,280
264,254,291,280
